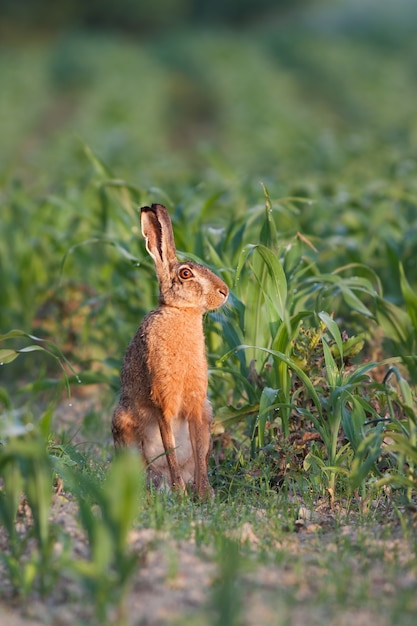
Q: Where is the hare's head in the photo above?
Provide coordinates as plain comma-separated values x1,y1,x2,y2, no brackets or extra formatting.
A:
141,204,229,312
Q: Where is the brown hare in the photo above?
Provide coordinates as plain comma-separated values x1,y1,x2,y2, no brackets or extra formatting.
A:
112,203,229,497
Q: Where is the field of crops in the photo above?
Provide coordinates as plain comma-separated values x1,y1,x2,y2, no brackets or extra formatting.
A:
1,1,417,624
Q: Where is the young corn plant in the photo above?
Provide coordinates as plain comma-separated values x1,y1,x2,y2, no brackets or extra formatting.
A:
376,263,417,383
361,366,417,500
211,535,244,626
300,312,384,500
68,449,144,624
0,330,144,622
0,329,80,396
208,185,417,500
214,188,317,448
0,431,62,598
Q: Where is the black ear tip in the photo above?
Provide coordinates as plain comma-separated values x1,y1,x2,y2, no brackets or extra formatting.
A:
140,204,167,216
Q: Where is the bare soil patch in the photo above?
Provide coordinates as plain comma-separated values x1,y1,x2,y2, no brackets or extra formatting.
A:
2,397,417,626
1,491,417,626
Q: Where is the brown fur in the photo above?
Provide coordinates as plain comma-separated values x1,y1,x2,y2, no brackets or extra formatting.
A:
112,204,229,497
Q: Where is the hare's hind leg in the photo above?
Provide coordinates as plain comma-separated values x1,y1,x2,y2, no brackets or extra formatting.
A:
188,400,213,498
157,415,187,493
112,404,139,449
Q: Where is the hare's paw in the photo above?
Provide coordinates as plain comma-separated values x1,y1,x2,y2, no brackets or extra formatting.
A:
192,479,214,501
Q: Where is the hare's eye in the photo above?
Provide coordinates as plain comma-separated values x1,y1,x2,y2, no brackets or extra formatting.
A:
179,267,193,280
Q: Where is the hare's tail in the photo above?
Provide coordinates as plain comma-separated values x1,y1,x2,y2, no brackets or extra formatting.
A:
112,404,138,448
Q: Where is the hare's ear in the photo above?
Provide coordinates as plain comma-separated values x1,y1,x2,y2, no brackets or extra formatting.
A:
140,204,177,277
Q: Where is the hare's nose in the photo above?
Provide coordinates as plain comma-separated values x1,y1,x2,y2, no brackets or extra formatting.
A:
219,287,229,299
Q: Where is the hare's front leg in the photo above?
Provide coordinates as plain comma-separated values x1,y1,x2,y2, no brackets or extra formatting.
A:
188,400,213,498
157,414,187,492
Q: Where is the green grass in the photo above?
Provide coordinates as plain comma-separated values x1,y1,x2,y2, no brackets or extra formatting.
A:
1,1,417,623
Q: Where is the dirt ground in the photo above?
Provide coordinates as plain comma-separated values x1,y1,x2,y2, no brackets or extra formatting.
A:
1,397,417,626
1,491,417,626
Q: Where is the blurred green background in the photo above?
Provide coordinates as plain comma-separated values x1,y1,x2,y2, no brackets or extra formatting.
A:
1,0,416,189
1,0,417,373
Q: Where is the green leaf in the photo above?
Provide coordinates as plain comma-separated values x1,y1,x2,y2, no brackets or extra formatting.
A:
235,244,256,286
334,333,365,359
236,345,323,419
60,238,141,278
375,298,411,344
83,143,113,177
0,329,46,342
0,461,23,539
399,263,417,332
349,425,385,489
253,245,287,322
0,329,78,395
338,284,373,317
384,432,417,464
0,387,11,409
341,394,366,451
103,449,144,552
257,387,278,447
0,349,19,364
259,182,278,248
321,338,338,388
384,366,416,418
18,345,51,355
214,403,259,429
234,244,287,323
319,311,343,361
